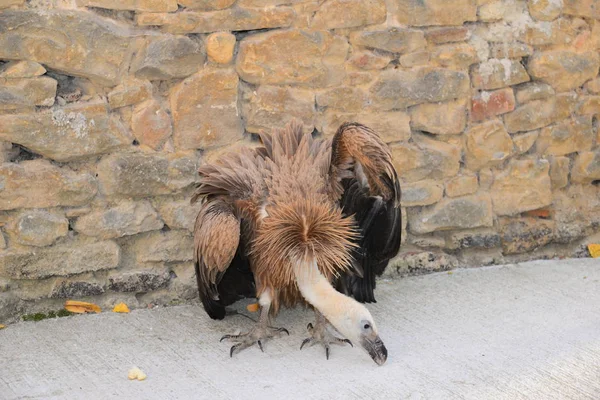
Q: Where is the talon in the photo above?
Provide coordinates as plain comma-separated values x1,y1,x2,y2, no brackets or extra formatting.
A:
325,346,330,360
279,327,290,335
257,340,264,352
230,344,239,358
344,339,353,347
300,337,312,350
220,334,232,342
307,323,313,330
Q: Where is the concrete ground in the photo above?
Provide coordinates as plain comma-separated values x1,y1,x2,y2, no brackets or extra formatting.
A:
1,259,600,400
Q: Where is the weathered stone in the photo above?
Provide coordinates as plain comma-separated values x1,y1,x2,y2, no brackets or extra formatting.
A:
528,0,562,21
310,0,386,29
108,79,153,109
394,0,477,26
0,77,57,110
177,0,235,10
97,152,199,198
64,206,92,218
74,201,163,240
499,217,555,254
465,120,513,170
151,197,202,232
0,0,24,8
489,42,533,59
0,10,131,86
445,228,500,250
388,251,458,274
478,0,507,21
425,27,470,44
171,68,243,150
317,87,368,113
402,180,443,206
572,151,600,184
563,0,600,19
479,168,494,190
132,36,204,81
237,30,348,87
528,51,600,92
0,239,120,279
108,271,170,292
430,43,478,69
238,0,306,5
138,7,295,34
504,97,561,133
244,86,315,135
0,160,97,211
77,0,177,11
344,71,377,86
491,159,552,216
168,262,198,300
132,100,172,151
471,59,530,90
349,50,393,70
408,234,446,249
445,173,478,198
370,68,470,110
408,193,493,234
51,281,105,299
0,61,46,78
537,116,594,156
471,88,515,121
391,134,461,182
515,82,555,104
512,130,539,154
206,32,236,64
349,28,426,53
131,230,193,263
410,99,467,135
585,78,600,94
7,210,68,247
577,96,600,115
549,156,570,189
0,102,131,162
399,52,430,68
320,111,411,143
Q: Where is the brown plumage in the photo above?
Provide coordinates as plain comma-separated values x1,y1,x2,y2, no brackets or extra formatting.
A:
192,119,401,365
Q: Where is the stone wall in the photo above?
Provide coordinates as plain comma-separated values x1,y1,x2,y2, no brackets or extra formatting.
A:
1,0,600,322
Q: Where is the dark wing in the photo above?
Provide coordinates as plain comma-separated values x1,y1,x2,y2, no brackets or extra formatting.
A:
193,198,255,320
330,122,402,303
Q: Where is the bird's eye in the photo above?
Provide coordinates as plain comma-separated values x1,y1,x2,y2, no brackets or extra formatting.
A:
363,323,371,330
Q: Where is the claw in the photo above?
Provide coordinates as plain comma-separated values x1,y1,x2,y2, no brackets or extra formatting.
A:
230,344,239,358
300,337,312,350
307,323,313,330
220,334,233,342
342,339,353,347
279,327,290,336
325,346,330,360
257,340,264,352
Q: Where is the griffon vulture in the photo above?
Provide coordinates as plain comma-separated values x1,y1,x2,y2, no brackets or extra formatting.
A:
192,120,401,365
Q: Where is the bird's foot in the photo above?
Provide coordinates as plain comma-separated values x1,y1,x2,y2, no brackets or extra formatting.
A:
220,324,289,357
300,321,352,360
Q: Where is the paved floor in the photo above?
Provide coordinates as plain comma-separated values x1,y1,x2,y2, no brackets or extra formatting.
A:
1,259,600,400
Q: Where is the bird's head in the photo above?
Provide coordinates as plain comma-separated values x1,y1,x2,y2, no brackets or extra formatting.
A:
327,299,388,366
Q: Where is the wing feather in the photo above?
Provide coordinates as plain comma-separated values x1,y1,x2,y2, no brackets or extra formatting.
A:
329,122,402,303
194,198,247,320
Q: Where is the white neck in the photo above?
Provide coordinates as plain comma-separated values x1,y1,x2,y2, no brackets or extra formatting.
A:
292,258,354,324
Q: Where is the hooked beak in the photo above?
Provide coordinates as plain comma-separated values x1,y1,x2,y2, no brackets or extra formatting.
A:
360,335,388,366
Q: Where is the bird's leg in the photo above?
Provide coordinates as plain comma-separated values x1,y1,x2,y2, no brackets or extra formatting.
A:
300,309,352,359
220,290,289,357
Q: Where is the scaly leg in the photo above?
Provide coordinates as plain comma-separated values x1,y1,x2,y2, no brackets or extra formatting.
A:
300,310,352,359
220,290,289,357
